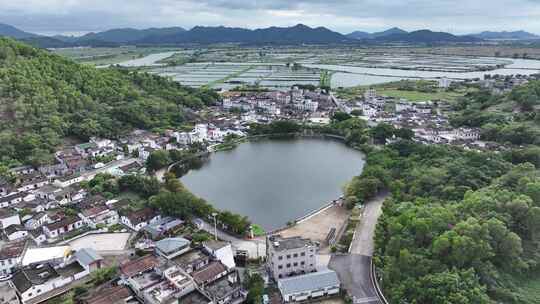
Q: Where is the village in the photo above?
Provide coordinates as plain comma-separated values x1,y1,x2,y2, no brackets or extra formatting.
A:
0,72,535,304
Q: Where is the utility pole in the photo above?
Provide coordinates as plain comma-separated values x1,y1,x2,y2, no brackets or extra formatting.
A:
212,212,218,241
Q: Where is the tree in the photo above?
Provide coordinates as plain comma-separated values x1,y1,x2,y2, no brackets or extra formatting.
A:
344,196,360,209
370,123,395,144
164,172,184,193
416,269,490,304
91,266,117,285
146,150,171,172
332,112,352,123
245,273,265,304
394,128,414,140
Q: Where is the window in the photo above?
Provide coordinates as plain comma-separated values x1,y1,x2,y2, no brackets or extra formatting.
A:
301,252,306,256
293,253,298,258
293,262,298,267
278,265,283,269
286,254,291,259
278,256,283,260
301,261,305,266
286,263,291,268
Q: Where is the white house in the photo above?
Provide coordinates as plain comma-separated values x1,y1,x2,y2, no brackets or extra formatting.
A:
0,192,27,209
0,210,21,229
4,225,29,241
53,174,85,188
439,77,452,88
11,261,89,304
43,216,85,239
24,213,51,230
78,205,119,228
120,208,160,232
203,240,236,270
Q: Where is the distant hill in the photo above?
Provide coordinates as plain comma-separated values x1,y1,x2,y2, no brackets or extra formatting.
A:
346,31,371,40
372,29,481,43
0,23,39,39
470,30,540,40
347,27,408,40
139,24,353,45
20,36,72,48
370,27,408,38
74,27,187,44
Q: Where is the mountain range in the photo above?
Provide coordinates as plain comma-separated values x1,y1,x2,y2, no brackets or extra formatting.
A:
346,27,408,40
1,22,540,47
0,23,39,39
469,30,540,40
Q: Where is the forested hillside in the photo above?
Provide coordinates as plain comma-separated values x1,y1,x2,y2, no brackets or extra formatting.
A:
0,38,219,168
366,141,540,303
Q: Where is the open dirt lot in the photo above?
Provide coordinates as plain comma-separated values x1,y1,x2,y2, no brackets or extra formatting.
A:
279,204,349,253
68,232,131,253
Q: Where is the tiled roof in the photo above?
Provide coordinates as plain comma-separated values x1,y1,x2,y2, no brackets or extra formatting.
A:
85,285,132,304
0,240,26,259
119,255,158,278
11,263,59,293
126,208,156,225
192,261,227,285
44,216,81,231
82,205,109,217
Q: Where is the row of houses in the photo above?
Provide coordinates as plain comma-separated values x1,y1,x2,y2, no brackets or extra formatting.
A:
5,245,105,304
116,238,245,304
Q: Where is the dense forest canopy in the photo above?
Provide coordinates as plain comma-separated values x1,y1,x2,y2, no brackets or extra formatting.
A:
366,141,540,303
0,38,219,168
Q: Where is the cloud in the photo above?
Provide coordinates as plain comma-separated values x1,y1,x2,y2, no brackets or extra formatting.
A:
1,0,540,35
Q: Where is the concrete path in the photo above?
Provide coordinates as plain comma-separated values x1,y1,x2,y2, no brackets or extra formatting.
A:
350,191,388,256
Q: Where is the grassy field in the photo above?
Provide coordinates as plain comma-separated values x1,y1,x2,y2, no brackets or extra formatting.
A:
375,88,469,102
336,80,475,102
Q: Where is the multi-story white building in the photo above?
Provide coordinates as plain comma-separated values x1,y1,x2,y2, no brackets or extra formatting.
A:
267,235,318,279
364,88,377,102
438,77,452,88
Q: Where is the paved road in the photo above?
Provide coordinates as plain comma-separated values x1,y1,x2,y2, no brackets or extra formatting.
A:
329,191,389,304
350,191,388,256
329,255,380,304
195,218,266,259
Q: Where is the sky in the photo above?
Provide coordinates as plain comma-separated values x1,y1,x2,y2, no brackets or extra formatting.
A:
2,0,540,36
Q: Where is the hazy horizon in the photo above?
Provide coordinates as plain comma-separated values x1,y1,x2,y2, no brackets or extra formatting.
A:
2,0,540,36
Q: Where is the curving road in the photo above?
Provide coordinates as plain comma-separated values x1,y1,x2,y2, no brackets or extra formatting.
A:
329,191,389,304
